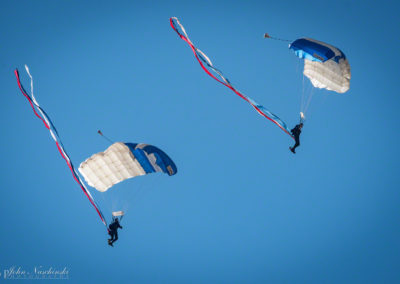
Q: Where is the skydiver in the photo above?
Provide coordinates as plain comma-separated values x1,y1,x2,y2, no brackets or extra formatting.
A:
108,217,123,247
289,123,303,154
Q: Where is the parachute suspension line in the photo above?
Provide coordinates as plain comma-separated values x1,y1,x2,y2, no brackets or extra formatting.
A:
15,67,108,230
263,33,292,43
301,72,306,114
299,75,306,124
97,130,114,144
130,175,159,210
303,86,315,115
170,17,294,140
121,175,157,217
299,72,315,118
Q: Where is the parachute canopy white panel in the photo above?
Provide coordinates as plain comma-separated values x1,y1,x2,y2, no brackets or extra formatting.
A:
112,211,124,217
304,58,350,93
79,142,177,192
290,38,351,93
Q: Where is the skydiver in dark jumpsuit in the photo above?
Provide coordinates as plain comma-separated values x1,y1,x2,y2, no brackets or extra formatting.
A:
289,123,303,154
108,217,123,247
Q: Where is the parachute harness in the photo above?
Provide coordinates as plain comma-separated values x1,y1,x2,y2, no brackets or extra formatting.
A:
170,17,294,140
15,66,108,231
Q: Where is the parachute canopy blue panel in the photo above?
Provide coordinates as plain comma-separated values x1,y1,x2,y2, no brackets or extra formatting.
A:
125,143,177,176
289,38,346,62
289,38,351,93
79,142,177,192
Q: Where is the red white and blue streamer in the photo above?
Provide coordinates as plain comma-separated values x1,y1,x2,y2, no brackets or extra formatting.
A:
15,66,108,230
170,17,294,139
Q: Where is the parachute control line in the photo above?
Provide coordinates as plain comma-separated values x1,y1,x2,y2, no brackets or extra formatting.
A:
170,17,294,140
15,66,108,230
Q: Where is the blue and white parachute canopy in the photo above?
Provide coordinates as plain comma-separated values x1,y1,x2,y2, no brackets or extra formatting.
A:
79,142,177,192
289,38,351,93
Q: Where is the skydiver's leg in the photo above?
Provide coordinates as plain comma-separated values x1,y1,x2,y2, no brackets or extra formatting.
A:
109,231,118,244
108,231,112,242
290,137,300,153
293,139,300,150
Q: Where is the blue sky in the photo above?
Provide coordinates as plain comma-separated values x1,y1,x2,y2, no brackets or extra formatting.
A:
1,0,400,283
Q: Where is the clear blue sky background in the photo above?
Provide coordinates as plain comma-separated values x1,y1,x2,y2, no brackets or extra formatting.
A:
1,0,400,283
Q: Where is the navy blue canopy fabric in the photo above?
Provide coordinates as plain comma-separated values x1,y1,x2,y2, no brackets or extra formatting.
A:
290,38,346,63
125,143,177,176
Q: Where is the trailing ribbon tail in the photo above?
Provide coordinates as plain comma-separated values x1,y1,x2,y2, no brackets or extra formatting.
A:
170,17,294,140
15,67,108,230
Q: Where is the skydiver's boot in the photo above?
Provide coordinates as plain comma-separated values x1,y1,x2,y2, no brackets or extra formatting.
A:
289,147,295,154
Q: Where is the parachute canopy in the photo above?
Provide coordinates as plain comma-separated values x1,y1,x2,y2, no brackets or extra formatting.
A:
79,142,177,192
290,38,351,93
